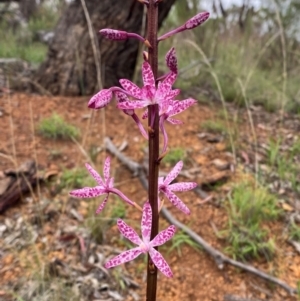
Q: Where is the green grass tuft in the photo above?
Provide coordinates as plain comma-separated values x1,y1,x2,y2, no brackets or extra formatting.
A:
163,147,186,165
38,114,80,140
221,181,281,261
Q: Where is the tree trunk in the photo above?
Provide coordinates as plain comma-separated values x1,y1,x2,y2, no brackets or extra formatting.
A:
34,0,177,96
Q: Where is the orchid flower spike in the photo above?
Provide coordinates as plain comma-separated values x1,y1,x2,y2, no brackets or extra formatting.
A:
105,202,176,278
158,161,197,215
158,11,210,41
69,157,141,213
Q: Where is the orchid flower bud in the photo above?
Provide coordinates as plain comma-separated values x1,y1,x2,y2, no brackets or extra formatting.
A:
158,11,210,41
100,29,150,46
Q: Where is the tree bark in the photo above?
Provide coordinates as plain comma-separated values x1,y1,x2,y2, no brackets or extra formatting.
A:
34,0,177,96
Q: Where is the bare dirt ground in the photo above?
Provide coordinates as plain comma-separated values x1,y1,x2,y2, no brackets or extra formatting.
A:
0,93,299,301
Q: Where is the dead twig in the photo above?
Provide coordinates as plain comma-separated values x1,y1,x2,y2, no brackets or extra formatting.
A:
104,137,297,296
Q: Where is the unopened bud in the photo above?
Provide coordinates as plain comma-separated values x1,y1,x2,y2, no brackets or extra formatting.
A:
100,29,128,40
185,12,210,30
165,47,177,73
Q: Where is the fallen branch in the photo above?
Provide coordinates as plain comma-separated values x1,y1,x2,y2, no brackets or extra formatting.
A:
104,137,297,296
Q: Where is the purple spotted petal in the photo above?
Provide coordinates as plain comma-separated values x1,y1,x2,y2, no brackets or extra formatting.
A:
165,47,177,73
70,186,106,199
162,189,190,215
141,202,152,243
100,29,128,40
105,247,142,268
168,99,197,117
141,85,156,102
88,89,113,109
150,225,176,247
168,182,197,192
167,118,183,125
117,219,142,245
85,163,104,186
159,117,169,153
115,91,134,116
164,161,183,185
166,89,180,99
149,247,173,278
185,12,210,30
103,157,111,184
120,79,142,99
95,194,109,214
117,100,149,110
156,72,177,99
142,62,155,88
142,109,148,120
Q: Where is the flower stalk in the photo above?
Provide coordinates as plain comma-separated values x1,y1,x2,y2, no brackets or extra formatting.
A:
146,1,159,300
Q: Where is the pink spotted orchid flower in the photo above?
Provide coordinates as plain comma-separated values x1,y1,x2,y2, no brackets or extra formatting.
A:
105,202,176,278
159,98,196,153
69,157,141,213
158,161,197,215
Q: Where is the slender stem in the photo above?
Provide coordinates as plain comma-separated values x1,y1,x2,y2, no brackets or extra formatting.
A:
146,1,159,301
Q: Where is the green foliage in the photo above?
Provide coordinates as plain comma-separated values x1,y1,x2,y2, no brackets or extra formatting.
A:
222,181,280,261
289,222,300,242
60,167,92,189
0,25,47,63
201,120,228,135
163,147,186,165
169,230,201,256
0,2,60,64
266,137,300,193
28,5,60,33
38,114,80,140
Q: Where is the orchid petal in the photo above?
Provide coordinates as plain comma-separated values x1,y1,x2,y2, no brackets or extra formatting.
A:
169,182,197,192
142,62,155,88
120,79,142,98
149,247,173,278
169,99,197,117
85,163,104,186
88,89,113,109
159,117,168,153
156,72,177,99
162,189,190,215
142,109,148,120
150,225,176,247
117,219,143,245
103,157,111,184
95,194,109,214
141,202,152,243
131,113,149,140
164,161,183,185
70,186,106,199
117,100,149,110
105,247,143,268
115,91,134,115
167,118,183,125
166,88,180,99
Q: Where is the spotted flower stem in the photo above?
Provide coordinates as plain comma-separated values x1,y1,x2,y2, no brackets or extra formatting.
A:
146,1,159,301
